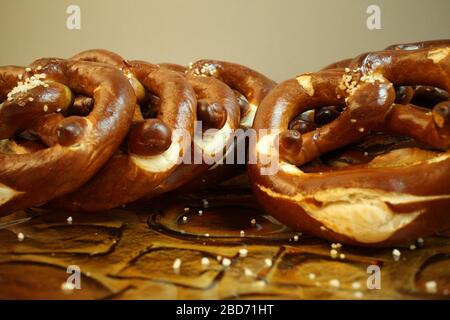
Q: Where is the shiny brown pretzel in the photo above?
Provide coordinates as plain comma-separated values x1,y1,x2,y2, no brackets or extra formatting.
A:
50,50,196,211
249,43,450,246
187,60,276,128
149,73,241,196
0,58,136,216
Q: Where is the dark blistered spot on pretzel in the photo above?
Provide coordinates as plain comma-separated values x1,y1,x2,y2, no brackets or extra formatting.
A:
0,58,136,216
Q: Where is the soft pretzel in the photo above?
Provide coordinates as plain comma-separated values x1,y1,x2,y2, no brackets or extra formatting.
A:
147,73,241,196
249,44,450,246
0,58,136,216
48,50,196,210
188,60,276,128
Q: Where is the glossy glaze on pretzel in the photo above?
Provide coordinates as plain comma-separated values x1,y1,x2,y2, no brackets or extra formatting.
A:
50,50,196,210
188,60,276,128
149,74,241,196
0,59,136,216
249,43,450,246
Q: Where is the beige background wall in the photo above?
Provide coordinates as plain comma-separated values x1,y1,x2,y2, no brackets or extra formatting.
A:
1,0,449,81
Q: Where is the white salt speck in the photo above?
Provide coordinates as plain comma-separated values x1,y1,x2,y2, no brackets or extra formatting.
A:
222,258,231,267
67,216,73,224
425,281,437,294
172,258,182,270
17,232,25,242
264,258,272,267
329,279,340,288
244,268,253,277
61,281,75,294
392,249,401,261
239,248,248,257
352,282,361,290
201,257,210,266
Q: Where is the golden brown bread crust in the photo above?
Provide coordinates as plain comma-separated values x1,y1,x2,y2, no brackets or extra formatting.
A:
0,58,136,216
249,42,450,246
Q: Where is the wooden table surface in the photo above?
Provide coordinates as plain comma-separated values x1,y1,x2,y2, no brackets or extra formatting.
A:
0,186,449,300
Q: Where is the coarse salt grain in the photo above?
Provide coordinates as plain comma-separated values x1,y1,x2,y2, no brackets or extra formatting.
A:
239,248,248,257
17,232,25,242
352,282,361,290
61,281,75,294
244,268,253,277
240,230,245,237
264,258,272,267
354,291,364,299
329,279,340,288
222,258,231,267
67,216,73,224
172,258,182,270
392,249,401,261
425,281,437,294
250,218,256,225
330,249,338,259
201,257,210,266
308,273,316,280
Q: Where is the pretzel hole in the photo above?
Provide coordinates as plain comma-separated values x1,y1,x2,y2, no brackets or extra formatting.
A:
395,85,449,108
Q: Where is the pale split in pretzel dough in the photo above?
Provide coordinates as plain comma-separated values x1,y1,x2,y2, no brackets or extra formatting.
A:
0,182,23,206
131,131,182,173
195,121,233,157
427,47,450,63
257,150,450,244
240,103,258,128
256,183,450,244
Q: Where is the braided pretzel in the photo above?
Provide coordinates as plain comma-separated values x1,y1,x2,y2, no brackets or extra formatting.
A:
48,50,196,211
0,59,136,216
249,44,450,246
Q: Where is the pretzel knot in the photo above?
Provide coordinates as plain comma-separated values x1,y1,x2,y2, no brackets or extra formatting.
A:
249,44,450,246
49,50,197,211
0,59,136,216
